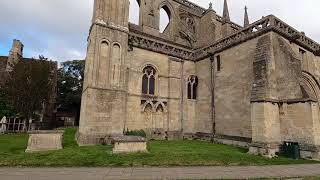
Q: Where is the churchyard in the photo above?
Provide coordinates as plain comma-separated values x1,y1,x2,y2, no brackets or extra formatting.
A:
0,128,317,167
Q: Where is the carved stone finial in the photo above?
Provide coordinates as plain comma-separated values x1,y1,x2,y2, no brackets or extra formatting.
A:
223,0,230,22
244,6,249,27
209,2,213,9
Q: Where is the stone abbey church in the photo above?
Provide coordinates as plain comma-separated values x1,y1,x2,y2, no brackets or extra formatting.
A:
78,0,320,159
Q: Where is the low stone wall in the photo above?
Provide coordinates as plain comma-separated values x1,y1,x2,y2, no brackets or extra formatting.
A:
26,130,64,153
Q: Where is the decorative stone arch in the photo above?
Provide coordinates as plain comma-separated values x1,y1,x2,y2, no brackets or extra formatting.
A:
157,0,176,17
186,75,198,100
97,39,111,87
100,38,111,44
154,101,168,113
301,71,320,103
129,0,141,25
109,42,122,87
141,100,156,112
157,0,176,34
140,63,161,75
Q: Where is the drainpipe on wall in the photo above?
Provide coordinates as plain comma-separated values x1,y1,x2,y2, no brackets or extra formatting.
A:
180,60,185,136
210,55,216,139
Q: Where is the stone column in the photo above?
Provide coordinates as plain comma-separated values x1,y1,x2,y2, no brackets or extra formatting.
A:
249,102,281,158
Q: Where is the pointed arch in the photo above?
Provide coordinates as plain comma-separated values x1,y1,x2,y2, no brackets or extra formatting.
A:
301,71,320,102
129,0,140,25
98,40,110,87
159,6,170,33
156,101,168,112
187,75,198,100
142,65,157,95
142,102,154,112
111,43,121,87
158,1,175,34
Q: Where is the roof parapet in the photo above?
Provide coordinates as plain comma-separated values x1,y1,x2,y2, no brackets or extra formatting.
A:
195,15,320,60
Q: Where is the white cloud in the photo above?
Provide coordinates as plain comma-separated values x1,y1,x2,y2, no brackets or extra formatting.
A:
0,0,319,62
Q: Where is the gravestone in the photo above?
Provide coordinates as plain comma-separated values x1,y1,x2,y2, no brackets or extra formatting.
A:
112,136,147,154
26,130,64,153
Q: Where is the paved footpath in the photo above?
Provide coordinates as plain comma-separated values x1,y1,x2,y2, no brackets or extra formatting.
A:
1,164,320,180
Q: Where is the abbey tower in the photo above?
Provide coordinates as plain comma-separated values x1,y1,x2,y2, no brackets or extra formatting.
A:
77,0,130,144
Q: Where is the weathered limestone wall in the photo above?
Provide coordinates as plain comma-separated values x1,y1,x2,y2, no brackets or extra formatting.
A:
195,58,212,133
126,47,201,135
78,0,130,145
280,102,320,146
126,47,199,134
251,102,280,144
79,88,127,144
249,32,320,158
167,57,183,132
132,0,231,48
214,37,258,138
183,61,197,133
126,47,171,132
271,34,302,100
288,41,320,81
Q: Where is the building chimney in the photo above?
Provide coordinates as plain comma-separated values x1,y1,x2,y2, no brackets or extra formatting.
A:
6,39,24,72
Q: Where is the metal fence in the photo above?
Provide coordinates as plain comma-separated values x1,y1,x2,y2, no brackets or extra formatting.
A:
0,117,27,133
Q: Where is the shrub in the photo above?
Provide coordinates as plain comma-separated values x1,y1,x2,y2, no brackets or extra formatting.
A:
125,129,146,138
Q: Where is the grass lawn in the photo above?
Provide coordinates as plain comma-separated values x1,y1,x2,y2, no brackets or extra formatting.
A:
0,128,318,167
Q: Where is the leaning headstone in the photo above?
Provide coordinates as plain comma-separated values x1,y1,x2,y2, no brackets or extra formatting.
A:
26,130,64,153
112,136,147,154
0,116,7,133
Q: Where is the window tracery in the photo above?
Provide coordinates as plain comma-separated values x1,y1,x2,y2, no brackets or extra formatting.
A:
187,75,198,100
142,66,156,95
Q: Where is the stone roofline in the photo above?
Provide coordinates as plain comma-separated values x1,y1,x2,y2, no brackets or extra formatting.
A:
173,0,242,30
199,15,320,60
127,15,320,61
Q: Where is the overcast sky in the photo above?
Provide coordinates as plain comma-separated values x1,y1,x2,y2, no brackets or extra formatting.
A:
0,0,319,62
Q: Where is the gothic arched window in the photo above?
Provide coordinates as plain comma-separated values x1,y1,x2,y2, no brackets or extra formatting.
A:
129,0,140,25
142,66,156,95
187,75,198,100
159,6,171,33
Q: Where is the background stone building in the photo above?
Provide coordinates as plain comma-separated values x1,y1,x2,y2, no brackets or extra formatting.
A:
78,0,320,159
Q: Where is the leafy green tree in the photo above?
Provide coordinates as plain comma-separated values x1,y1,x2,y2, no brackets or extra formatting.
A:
0,88,15,118
57,60,85,124
3,60,52,121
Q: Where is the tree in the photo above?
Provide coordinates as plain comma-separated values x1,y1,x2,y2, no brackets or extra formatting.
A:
56,60,85,124
0,88,15,118
3,60,52,121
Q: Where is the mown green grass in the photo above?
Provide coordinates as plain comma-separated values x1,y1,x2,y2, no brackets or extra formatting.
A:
0,128,317,167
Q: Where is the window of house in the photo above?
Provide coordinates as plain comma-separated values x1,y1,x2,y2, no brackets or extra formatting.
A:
187,75,198,100
142,66,156,95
